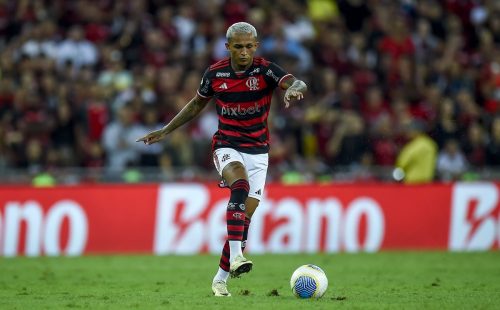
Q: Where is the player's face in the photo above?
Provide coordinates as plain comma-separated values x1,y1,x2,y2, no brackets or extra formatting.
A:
226,33,259,70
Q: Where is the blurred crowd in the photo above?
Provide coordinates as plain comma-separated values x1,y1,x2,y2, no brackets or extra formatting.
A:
0,0,499,184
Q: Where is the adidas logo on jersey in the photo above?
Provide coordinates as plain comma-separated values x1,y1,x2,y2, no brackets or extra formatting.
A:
255,189,261,195
219,83,228,89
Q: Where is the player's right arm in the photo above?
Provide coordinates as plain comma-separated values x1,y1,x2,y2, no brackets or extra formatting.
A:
136,94,210,145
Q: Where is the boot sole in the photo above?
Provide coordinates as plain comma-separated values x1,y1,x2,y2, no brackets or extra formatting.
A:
230,261,253,278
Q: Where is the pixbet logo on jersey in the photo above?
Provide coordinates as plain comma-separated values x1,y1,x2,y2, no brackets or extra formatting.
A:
221,102,261,117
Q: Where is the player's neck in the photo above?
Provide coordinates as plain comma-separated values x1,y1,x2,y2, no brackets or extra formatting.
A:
230,58,252,72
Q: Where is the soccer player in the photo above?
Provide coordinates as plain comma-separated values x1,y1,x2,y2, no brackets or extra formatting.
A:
136,22,307,297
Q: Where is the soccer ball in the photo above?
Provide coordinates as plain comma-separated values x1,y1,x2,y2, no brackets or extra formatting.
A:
290,264,328,298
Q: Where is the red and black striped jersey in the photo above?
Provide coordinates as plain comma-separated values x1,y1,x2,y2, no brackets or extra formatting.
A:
197,57,293,154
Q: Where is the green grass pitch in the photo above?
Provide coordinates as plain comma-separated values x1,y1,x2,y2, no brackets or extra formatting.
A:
1,252,499,309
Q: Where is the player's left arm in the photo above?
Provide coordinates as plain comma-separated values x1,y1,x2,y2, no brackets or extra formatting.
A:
281,77,308,108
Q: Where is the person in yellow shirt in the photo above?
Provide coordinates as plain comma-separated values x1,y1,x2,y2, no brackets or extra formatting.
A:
307,0,339,22
395,121,438,184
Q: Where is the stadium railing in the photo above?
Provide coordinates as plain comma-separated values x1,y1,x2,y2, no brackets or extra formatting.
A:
0,166,499,185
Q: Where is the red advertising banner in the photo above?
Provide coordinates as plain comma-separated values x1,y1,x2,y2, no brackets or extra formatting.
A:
0,182,498,256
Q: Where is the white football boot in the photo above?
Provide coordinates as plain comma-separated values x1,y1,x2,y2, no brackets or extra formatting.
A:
212,280,231,297
229,255,253,278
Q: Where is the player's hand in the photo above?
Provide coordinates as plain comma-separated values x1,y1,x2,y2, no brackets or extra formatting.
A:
284,88,304,108
136,128,167,145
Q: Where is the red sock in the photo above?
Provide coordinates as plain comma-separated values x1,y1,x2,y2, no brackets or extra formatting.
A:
219,216,251,271
219,179,249,271
219,240,230,271
226,179,249,241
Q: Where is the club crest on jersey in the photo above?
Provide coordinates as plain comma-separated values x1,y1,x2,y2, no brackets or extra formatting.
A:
246,77,259,91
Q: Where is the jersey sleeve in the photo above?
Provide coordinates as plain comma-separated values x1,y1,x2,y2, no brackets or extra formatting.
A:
197,69,214,98
264,62,294,89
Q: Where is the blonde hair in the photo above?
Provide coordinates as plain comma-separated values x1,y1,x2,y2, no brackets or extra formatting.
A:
226,22,257,41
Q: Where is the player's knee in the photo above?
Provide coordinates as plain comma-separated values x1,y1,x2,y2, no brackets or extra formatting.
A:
229,179,249,211
223,161,247,182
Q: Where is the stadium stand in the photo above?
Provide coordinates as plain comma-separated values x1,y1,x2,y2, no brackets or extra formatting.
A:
0,0,499,184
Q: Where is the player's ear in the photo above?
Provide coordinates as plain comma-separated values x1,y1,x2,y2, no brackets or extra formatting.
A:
255,41,260,49
225,42,230,50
